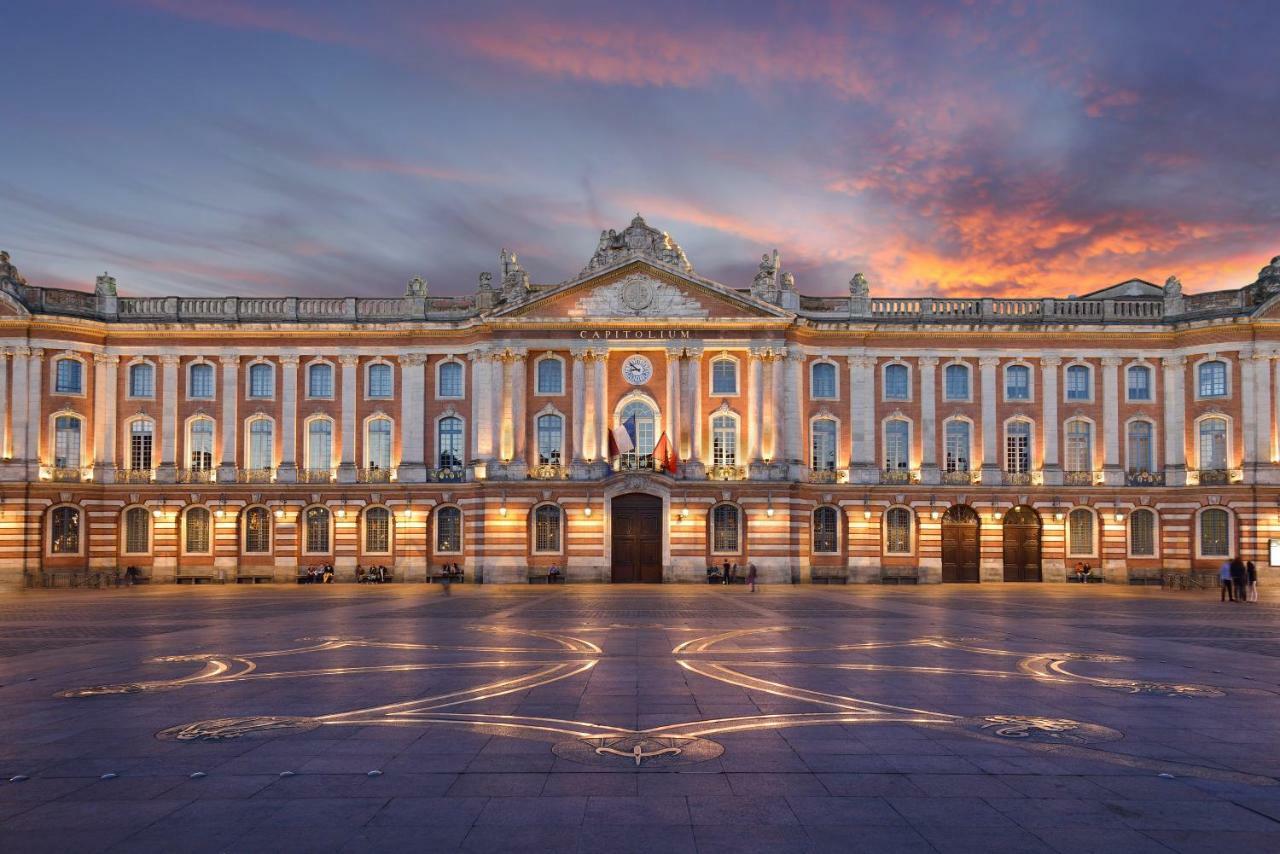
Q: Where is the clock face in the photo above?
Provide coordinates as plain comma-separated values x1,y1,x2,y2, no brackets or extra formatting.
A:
621,355,653,385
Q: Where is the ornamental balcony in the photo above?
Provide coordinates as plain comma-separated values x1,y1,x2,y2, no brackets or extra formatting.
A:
356,467,392,483
427,466,466,483
941,469,977,486
707,464,746,481
1192,468,1242,486
114,468,154,484
880,468,920,485
45,466,87,482
299,468,334,484
176,468,215,484
236,467,275,484
1125,469,1166,487
528,464,569,480
808,468,847,484
616,455,659,473
1002,471,1034,486
1063,470,1101,486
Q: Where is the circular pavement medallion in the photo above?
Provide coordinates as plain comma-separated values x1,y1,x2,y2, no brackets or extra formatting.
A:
553,734,723,768
157,716,321,742
963,715,1122,745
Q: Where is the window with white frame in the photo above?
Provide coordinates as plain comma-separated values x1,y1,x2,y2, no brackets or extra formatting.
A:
811,418,837,471
366,418,392,470
54,358,82,394
184,507,211,554
537,414,563,465
305,506,330,553
883,419,909,471
1005,364,1030,400
536,358,563,395
885,507,912,554
188,418,214,471
306,419,333,473
944,420,970,472
1127,421,1154,473
438,416,464,468
812,506,838,553
944,363,970,400
811,362,837,399
711,359,737,395
1199,508,1230,557
883,364,909,400
711,504,740,553
1127,365,1151,401
124,507,150,554
1065,419,1092,472
435,506,462,552
438,361,463,398
189,362,214,398
248,419,273,470
712,414,737,467
1198,417,1227,470
533,504,561,552
50,506,80,554
244,507,271,553
1198,360,1227,398
307,363,333,398
364,507,391,553
1129,508,1155,556
620,400,656,466
1006,420,1031,473
1068,508,1094,557
1065,364,1090,400
367,363,393,398
53,415,81,469
248,363,273,398
129,363,154,398
129,420,154,470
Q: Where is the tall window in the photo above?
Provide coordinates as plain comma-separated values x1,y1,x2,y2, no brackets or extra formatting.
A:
537,414,563,465
50,506,80,554
438,416,464,468
188,418,214,471
536,358,563,394
438,361,463,397
1068,508,1094,557
1065,419,1092,472
124,507,150,554
885,507,912,554
305,506,330,553
1198,360,1227,398
1129,509,1155,557
944,420,970,472
712,414,737,466
884,419,909,471
1127,365,1151,401
813,506,838,553
711,504,740,553
884,363,909,400
811,363,836,399
1127,421,1154,473
1198,417,1227,470
129,420,154,470
436,506,462,552
944,364,969,400
367,363,393,398
129,363,154,397
1006,420,1031,473
54,415,81,469
364,507,390,553
55,358,82,394
248,419,273,470
711,359,737,395
307,363,333,398
1005,364,1030,400
811,418,837,471
1199,508,1230,557
620,400,656,466
366,418,392,470
244,507,271,553
184,507,211,553
189,362,214,398
248,363,273,398
306,419,333,472
533,504,562,552
1066,364,1091,400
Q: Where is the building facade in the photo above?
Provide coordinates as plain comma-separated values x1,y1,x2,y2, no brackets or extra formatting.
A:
2,220,1280,588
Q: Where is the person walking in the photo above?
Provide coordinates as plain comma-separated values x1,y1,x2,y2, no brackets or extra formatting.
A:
440,567,452,597
1246,560,1258,603
746,562,757,593
1230,556,1247,603
1220,559,1235,602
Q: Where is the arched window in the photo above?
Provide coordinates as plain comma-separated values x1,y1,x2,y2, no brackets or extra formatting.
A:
711,503,740,553
536,414,563,465
885,507,912,554
1129,509,1156,557
883,363,909,400
438,361,463,398
306,419,332,473
1006,420,1031,473
711,414,737,467
811,362,837,399
188,418,214,471
1005,364,1030,400
184,507,212,554
1198,417,1228,470
620,400,656,466
811,418,837,471
711,358,737,395
1067,508,1094,557
55,357,83,394
944,420,970,472
49,506,81,554
533,504,562,553
813,506,838,554
364,507,391,553
366,418,392,470
248,419,274,471
944,363,969,400
1066,364,1091,400
307,363,333,398
1199,508,1230,557
1198,360,1227,398
1065,420,1092,473
305,506,331,553
129,419,154,471
189,362,214,398
247,362,273,398
129,363,154,398
53,415,82,469
438,416,464,468
536,358,563,395
124,507,150,554
1127,421,1154,473
243,507,271,553
367,363,393,398
1127,365,1152,401
435,506,462,552
883,419,909,472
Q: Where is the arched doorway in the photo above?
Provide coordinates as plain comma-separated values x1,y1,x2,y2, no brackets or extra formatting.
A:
1002,505,1042,582
941,504,980,583
611,493,663,582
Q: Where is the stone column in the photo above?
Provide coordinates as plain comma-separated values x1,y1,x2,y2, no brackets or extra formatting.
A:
1162,356,1187,486
1254,352,1275,481
0,349,9,463
747,348,765,465
277,354,300,483
685,346,705,476
398,353,427,482
156,355,180,481
768,349,784,462
337,354,359,483
497,351,515,463
979,357,1000,484
92,354,119,481
218,355,239,480
594,348,609,467
919,357,939,484
784,350,804,471
470,349,493,462
666,345,682,458
25,349,43,475
571,347,588,466
1041,356,1062,485
510,349,528,475
850,354,876,483
1100,357,1122,484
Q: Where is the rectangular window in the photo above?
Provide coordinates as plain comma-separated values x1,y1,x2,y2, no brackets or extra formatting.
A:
712,505,739,553
884,421,909,471
308,365,333,398
248,364,273,398
944,365,969,400
1127,367,1151,401
189,363,215,398
1005,366,1030,400
883,365,909,400
1005,424,1030,473
1198,362,1227,398
130,424,153,471
55,359,83,394
536,359,563,395
1066,366,1090,400
367,364,393,398
129,364,154,398
711,360,737,395
438,362,463,398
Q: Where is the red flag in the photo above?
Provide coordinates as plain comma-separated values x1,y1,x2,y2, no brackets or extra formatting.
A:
653,433,677,473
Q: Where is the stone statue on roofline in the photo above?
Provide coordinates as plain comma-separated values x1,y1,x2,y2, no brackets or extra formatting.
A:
1162,274,1183,316
1248,255,1280,305
849,272,869,298
0,251,27,286
849,272,871,318
499,249,531,301
476,271,495,310
95,272,118,296
579,215,693,276
405,275,428,297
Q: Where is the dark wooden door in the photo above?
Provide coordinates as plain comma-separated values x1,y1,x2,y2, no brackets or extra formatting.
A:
611,493,663,583
1002,506,1042,582
941,505,980,583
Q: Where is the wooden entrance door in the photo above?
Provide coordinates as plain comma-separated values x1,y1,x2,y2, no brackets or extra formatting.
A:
1002,505,1042,582
611,493,663,583
941,505,980,583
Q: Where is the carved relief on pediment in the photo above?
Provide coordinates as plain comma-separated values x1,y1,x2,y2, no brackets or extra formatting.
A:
567,274,709,319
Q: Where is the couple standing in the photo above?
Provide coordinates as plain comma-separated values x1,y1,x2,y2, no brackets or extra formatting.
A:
1219,557,1258,602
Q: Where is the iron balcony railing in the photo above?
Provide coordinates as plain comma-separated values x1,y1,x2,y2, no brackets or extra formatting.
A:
1125,469,1165,487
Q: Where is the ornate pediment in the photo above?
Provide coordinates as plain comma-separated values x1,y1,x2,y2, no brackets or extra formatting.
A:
582,215,692,276
567,273,709,319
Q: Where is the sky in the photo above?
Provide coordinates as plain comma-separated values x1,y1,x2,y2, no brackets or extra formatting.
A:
1,0,1278,300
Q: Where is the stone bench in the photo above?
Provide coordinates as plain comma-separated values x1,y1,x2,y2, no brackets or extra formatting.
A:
428,574,466,584
880,567,920,585
1066,574,1104,584
1128,568,1163,586
176,572,225,584
810,568,848,584
236,573,275,584
527,573,563,584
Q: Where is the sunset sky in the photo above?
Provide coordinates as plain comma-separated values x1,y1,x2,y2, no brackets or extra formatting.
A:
2,0,1277,299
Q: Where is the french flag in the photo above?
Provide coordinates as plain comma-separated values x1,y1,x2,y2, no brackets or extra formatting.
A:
608,415,636,456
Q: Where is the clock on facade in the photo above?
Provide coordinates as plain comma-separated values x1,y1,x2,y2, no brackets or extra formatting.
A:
621,355,653,385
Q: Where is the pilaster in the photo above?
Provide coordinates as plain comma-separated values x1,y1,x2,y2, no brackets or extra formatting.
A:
685,345,705,478
217,355,239,482
1162,355,1187,486
919,357,939,484
337,354,359,483
276,354,300,483
92,353,119,481
1041,356,1062,485
1101,356,1123,485
849,354,877,483
397,353,427,482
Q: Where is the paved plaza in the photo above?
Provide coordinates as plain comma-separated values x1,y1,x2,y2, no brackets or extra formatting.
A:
1,584,1278,853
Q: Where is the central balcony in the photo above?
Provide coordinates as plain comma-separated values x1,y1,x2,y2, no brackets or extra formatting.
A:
528,464,569,480
236,467,275,484
707,464,747,481
808,468,847,484
1192,468,1242,486
114,468,154,484
1002,471,1033,486
1063,470,1099,486
427,466,465,482
356,467,392,483
941,469,976,485
1125,469,1166,487
880,468,920,485
299,468,335,484
176,468,215,483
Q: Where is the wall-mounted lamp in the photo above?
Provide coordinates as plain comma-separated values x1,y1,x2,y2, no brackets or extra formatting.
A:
583,506,592,517
765,494,774,517
499,492,508,517
929,495,939,520
336,506,346,518
275,508,285,518
1113,508,1124,522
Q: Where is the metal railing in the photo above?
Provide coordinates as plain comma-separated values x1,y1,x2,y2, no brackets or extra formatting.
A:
707,464,746,481
1002,471,1033,486
1125,469,1165,487
47,467,84,482
299,468,334,484
114,468,154,484
1063,470,1097,486
880,468,919,485
528,464,569,480
237,468,275,483
357,467,392,483
941,469,974,485
427,466,465,482
176,468,215,483
808,468,846,484
1195,468,1240,486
